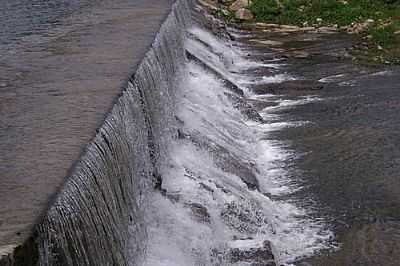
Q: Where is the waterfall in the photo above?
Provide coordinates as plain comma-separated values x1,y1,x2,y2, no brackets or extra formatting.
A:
35,1,192,265
1,0,335,265
141,3,333,266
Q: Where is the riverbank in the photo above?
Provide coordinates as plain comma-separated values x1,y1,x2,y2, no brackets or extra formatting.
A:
198,1,400,265
206,0,400,65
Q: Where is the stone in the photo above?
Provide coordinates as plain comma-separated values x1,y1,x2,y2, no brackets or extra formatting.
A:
199,182,214,193
198,0,219,10
235,8,254,21
317,26,338,33
196,138,260,190
221,201,267,234
224,92,264,122
228,240,276,266
188,203,211,223
229,0,252,11
347,19,374,34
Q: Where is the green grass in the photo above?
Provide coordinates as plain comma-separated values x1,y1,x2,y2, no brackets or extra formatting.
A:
249,0,399,26
368,20,400,47
248,0,400,64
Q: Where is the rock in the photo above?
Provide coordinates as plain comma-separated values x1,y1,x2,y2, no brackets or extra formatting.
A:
254,22,280,28
302,26,317,31
224,92,264,122
273,25,303,33
198,0,219,10
199,182,214,193
235,8,254,21
317,26,338,33
279,24,302,30
220,8,230,16
221,201,267,234
201,139,260,190
229,0,252,11
228,240,276,266
185,50,245,96
188,203,211,223
347,20,374,34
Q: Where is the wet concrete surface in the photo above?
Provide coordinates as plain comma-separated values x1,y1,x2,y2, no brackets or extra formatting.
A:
0,0,174,255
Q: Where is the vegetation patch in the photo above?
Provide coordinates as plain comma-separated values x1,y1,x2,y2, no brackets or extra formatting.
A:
248,0,400,64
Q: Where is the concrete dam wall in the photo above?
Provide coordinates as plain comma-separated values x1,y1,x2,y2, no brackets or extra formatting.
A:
1,0,335,265
0,0,187,264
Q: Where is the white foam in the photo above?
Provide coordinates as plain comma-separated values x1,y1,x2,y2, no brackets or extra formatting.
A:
259,74,296,84
319,74,346,83
260,96,322,115
0,244,17,257
370,70,393,76
143,26,333,266
187,27,281,86
145,58,331,266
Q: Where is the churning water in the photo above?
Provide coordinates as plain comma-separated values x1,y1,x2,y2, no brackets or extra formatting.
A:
142,6,334,265
33,0,333,263
1,0,352,265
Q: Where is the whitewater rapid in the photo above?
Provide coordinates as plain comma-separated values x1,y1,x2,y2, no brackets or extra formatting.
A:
142,15,334,265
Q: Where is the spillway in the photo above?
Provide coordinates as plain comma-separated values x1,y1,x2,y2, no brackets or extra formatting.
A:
1,1,334,265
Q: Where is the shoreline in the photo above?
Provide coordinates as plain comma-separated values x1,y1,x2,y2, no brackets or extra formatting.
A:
202,0,400,65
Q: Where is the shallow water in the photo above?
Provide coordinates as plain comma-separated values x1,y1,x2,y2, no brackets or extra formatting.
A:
236,27,400,265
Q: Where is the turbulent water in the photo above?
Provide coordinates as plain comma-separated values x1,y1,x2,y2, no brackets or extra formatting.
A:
3,0,333,264
141,4,335,266
8,0,400,265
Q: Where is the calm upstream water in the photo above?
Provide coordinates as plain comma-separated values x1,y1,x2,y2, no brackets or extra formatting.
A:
0,0,173,256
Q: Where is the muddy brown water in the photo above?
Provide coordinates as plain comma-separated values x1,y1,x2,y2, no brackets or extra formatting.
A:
0,0,174,255
236,28,400,265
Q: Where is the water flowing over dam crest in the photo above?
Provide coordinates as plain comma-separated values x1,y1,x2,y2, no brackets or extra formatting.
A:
1,0,336,265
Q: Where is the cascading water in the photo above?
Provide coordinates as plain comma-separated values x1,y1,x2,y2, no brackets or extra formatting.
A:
12,1,334,265
142,3,334,266
34,1,191,265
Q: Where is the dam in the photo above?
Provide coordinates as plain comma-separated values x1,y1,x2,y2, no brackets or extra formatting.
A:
3,0,400,265
1,0,331,264
0,0,174,263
